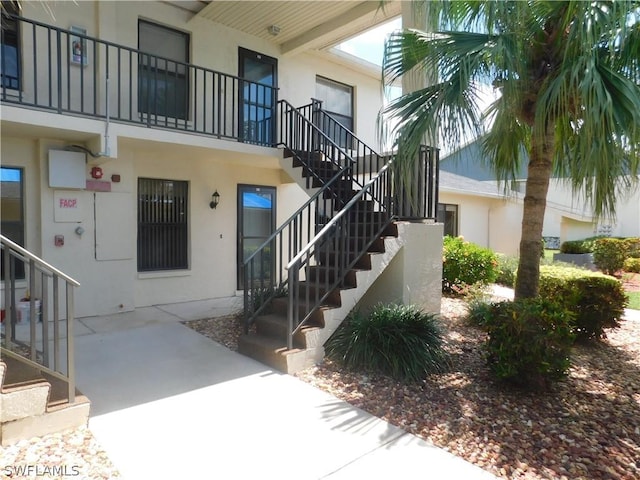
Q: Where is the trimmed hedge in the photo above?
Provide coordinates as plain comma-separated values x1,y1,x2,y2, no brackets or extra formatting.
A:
539,265,628,340
624,258,640,273
442,236,498,294
592,238,628,275
484,298,575,390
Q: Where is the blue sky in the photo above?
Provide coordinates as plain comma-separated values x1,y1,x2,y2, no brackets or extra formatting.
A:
336,17,401,66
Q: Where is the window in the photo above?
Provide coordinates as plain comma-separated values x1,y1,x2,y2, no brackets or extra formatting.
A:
137,178,188,272
1,1,20,90
315,76,353,148
138,20,189,120
1,166,24,279
437,203,458,237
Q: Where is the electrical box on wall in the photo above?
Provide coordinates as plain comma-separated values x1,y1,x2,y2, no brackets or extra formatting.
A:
48,150,86,189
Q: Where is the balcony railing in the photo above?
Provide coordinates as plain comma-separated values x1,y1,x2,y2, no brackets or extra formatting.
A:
1,15,278,146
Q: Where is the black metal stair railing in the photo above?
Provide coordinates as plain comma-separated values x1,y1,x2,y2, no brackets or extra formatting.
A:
285,163,395,348
242,100,357,328
244,98,440,345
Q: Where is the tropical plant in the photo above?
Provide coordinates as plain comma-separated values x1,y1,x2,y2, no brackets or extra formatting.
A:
382,1,640,300
442,236,498,293
324,304,450,382
483,298,575,390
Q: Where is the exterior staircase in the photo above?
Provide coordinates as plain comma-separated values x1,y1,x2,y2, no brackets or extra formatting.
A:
0,353,89,446
1,235,87,445
238,100,439,373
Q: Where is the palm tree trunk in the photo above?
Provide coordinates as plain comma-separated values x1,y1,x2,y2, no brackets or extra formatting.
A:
514,126,555,299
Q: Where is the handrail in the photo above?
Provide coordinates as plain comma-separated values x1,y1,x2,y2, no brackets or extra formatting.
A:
243,164,350,266
286,163,391,270
242,100,360,328
1,235,80,286
1,234,79,403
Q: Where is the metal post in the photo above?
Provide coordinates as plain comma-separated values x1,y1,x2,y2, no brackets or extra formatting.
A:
66,285,75,403
3,247,12,349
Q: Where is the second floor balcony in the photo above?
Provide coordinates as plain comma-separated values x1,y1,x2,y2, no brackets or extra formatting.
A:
1,14,279,147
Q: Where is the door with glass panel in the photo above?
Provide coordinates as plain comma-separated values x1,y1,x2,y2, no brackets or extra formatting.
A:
238,48,277,145
237,185,276,290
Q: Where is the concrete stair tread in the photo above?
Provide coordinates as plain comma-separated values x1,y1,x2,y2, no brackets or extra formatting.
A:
2,354,87,409
1,355,44,392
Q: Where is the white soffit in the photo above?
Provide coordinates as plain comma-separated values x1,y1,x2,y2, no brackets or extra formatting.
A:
193,1,401,55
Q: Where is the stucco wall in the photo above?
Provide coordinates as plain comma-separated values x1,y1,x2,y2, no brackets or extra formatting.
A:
3,133,311,317
18,1,384,149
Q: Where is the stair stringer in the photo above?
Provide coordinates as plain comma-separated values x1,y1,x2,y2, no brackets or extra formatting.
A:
278,154,321,198
289,229,407,371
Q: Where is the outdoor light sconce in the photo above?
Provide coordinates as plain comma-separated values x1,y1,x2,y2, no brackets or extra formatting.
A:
210,190,220,209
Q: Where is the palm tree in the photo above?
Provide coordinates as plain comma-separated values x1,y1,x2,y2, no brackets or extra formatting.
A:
382,1,640,299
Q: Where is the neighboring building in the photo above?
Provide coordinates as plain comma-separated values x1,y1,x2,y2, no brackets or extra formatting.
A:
438,139,640,255
1,1,443,372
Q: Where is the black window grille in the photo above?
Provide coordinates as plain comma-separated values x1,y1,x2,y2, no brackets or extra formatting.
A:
137,178,188,272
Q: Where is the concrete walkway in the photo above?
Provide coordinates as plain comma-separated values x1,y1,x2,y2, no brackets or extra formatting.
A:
74,299,497,480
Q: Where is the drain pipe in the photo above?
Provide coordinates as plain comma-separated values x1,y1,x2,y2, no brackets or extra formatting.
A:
65,74,111,158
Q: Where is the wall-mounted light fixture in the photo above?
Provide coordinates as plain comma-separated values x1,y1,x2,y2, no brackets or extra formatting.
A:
210,190,220,209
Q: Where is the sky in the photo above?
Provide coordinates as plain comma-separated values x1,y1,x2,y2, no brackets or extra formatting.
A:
335,17,500,153
336,17,402,66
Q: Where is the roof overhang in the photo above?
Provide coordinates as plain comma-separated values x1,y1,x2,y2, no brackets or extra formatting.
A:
188,0,401,56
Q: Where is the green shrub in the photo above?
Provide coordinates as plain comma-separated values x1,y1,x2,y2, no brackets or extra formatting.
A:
624,257,640,273
442,236,498,294
592,238,628,275
484,298,575,390
495,255,518,287
560,240,592,254
325,304,450,382
559,236,606,254
624,237,640,259
467,298,495,328
539,265,627,340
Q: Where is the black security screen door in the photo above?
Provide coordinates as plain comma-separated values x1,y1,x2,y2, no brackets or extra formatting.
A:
239,48,277,145
237,185,276,290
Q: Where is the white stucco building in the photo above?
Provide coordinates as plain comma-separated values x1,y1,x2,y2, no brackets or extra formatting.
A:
1,1,444,372
438,139,640,255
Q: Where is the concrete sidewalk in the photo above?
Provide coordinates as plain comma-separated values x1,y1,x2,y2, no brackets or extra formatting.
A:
75,299,497,480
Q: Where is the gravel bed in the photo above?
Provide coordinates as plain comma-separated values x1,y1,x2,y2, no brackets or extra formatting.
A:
187,296,640,480
0,426,120,479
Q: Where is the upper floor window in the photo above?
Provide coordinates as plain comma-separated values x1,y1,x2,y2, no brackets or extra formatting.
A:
1,166,25,279
1,1,20,90
315,76,353,148
138,20,189,121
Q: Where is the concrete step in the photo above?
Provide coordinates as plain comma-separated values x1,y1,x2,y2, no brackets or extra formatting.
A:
237,334,312,373
270,298,328,326
0,353,91,445
1,399,90,446
306,266,358,288
254,314,320,348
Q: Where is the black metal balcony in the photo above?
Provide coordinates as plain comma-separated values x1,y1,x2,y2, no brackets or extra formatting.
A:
1,15,278,146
